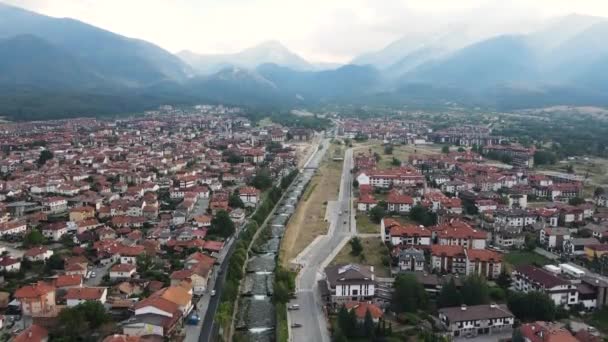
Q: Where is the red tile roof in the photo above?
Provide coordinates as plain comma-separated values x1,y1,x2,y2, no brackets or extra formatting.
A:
65,287,106,300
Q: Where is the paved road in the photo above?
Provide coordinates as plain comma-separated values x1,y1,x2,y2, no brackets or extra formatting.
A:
289,145,355,342
197,234,237,342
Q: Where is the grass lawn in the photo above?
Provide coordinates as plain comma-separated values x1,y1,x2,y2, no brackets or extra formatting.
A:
587,307,608,333
330,237,391,277
355,214,380,234
504,250,551,271
280,152,344,266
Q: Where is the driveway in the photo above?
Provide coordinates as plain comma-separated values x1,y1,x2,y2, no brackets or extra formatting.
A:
85,263,111,286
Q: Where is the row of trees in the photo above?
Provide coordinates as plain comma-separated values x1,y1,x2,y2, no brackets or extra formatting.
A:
216,175,293,335
334,306,393,341
368,202,437,226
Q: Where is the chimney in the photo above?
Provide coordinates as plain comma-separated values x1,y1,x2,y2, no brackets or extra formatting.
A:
461,304,467,311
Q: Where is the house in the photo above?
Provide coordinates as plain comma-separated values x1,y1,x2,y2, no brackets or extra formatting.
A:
54,275,83,289
42,197,68,213
239,186,260,207
323,264,375,304
24,246,53,262
0,257,21,272
519,321,578,342
41,222,68,241
584,244,608,261
14,324,49,342
344,301,384,323
512,265,579,308
110,264,137,280
14,282,56,317
126,297,183,338
0,220,27,236
192,215,212,228
69,206,96,222
465,249,503,280
438,304,514,338
433,221,487,249
65,287,108,307
357,193,377,212
103,335,141,342
387,223,431,247
565,238,600,256
149,285,193,315
431,245,467,275
387,191,414,214
540,227,571,251
396,246,425,272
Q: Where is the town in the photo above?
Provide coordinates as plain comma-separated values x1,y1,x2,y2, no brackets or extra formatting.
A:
1,109,608,342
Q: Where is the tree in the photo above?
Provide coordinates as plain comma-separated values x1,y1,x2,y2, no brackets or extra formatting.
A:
384,145,394,155
23,229,46,248
442,145,450,154
363,309,376,338
457,147,466,152
409,205,437,226
524,232,537,251
534,151,557,165
369,205,385,223
392,274,427,313
512,328,525,342
437,278,462,308
136,253,153,273
250,168,273,190
210,210,235,238
54,301,111,339
496,270,512,290
37,149,54,166
337,305,358,339
229,192,245,208
349,237,363,256
568,197,586,206
507,291,556,322
46,254,64,270
461,274,489,306
391,157,401,166
352,179,359,188
566,164,574,174
595,187,606,198
272,281,290,304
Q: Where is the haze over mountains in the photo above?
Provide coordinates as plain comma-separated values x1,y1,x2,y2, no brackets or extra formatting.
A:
2,2,608,120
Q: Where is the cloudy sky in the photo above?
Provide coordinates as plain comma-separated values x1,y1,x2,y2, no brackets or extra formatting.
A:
2,0,608,62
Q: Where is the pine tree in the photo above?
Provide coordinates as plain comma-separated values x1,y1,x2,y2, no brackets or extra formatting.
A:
437,278,462,308
363,309,375,338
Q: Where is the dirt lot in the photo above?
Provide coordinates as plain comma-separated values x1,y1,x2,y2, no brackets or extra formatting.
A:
280,152,343,266
354,141,442,169
538,157,608,197
330,237,391,277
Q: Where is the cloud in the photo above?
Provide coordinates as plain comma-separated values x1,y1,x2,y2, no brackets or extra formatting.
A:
2,0,608,63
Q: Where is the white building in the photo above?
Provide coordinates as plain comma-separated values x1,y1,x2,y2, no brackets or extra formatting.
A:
323,264,375,304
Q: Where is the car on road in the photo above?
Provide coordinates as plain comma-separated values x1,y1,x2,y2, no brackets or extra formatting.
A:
291,323,302,328
90,272,96,278
287,304,300,310
211,290,216,296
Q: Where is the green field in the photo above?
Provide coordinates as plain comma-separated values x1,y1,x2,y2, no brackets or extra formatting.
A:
355,214,380,234
504,250,551,270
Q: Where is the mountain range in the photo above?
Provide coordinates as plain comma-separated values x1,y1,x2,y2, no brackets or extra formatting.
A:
2,2,608,120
